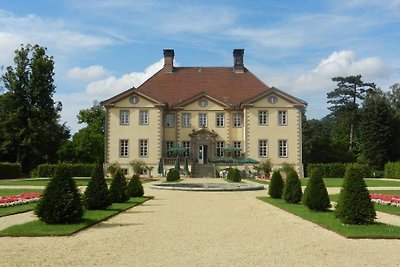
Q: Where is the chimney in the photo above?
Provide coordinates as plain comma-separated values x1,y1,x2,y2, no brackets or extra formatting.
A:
233,49,244,73
163,49,174,73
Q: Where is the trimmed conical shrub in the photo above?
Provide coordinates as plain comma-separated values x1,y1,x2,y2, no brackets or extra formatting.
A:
335,163,376,224
268,170,284,198
109,168,129,203
127,174,144,197
84,161,111,210
283,169,302,203
302,168,331,211
166,169,180,182
227,168,241,182
35,164,83,224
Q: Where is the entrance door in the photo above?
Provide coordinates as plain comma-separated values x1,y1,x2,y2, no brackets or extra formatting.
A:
198,145,208,164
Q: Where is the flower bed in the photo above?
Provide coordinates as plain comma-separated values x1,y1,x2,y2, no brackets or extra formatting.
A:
370,193,400,207
0,193,42,208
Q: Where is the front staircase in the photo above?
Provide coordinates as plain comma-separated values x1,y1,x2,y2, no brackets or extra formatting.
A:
192,163,214,178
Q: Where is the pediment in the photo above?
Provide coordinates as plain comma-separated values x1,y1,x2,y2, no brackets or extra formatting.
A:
189,128,218,138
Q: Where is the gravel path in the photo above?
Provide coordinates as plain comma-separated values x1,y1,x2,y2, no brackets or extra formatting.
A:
0,179,399,266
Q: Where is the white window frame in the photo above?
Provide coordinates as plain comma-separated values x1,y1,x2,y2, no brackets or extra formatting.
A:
119,139,129,157
120,110,129,125
166,141,174,157
259,110,268,125
233,113,242,127
279,140,288,158
216,113,225,127
278,110,288,126
216,141,225,157
139,139,148,157
233,141,241,157
199,113,207,128
259,140,268,157
182,141,190,157
139,110,149,125
165,113,175,128
182,113,191,128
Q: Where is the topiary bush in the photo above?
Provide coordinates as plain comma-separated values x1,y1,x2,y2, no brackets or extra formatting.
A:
127,174,144,197
283,169,302,204
0,162,22,179
384,162,400,179
109,168,129,203
166,169,180,182
227,168,241,182
268,170,284,199
35,164,83,224
335,163,376,224
302,168,331,211
84,161,111,210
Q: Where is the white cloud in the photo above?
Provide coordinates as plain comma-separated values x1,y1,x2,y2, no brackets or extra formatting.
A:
86,59,165,97
67,65,109,81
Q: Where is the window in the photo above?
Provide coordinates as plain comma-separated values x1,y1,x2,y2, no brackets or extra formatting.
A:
139,110,148,125
216,141,225,157
279,140,288,158
216,113,225,127
233,141,241,157
199,98,208,107
182,141,190,157
278,111,287,125
259,110,268,125
182,113,191,128
120,110,129,125
165,113,175,128
139,139,148,157
233,113,242,127
199,113,207,127
259,140,268,157
166,141,174,157
119,139,128,157
121,168,128,175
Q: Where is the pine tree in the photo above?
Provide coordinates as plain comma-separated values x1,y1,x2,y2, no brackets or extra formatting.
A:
283,169,302,204
84,161,111,210
35,164,83,224
268,170,284,199
302,168,331,211
335,164,376,224
109,168,129,203
127,174,144,197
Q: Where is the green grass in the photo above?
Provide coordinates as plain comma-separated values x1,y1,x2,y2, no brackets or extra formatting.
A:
0,188,43,197
247,178,270,185
0,178,112,186
259,196,400,239
0,196,152,237
0,189,44,217
299,178,400,187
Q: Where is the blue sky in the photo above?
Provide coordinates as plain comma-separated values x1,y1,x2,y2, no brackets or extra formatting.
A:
1,0,399,133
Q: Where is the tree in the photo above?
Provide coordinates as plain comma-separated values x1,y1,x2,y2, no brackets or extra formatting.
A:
282,169,302,204
335,164,376,224
302,168,331,211
327,75,376,149
127,174,144,197
109,168,129,203
84,161,111,210
358,91,395,169
268,170,284,199
35,164,83,224
0,44,69,173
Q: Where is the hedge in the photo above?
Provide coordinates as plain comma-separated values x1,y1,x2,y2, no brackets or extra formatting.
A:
307,163,371,178
36,163,96,177
0,162,22,179
384,162,400,179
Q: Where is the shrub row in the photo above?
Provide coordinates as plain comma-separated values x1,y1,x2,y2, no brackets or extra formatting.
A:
307,163,371,178
36,163,96,177
0,162,22,179
384,162,400,179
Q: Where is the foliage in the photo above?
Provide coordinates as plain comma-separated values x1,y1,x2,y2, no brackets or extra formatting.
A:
84,162,111,210
384,162,400,179
335,164,376,224
36,163,95,177
130,160,146,175
0,162,22,179
127,174,144,197
109,168,129,203
268,170,284,198
107,162,120,177
227,168,241,182
166,169,180,182
0,44,70,173
302,168,331,211
35,164,83,224
253,159,272,177
307,163,346,178
283,169,302,204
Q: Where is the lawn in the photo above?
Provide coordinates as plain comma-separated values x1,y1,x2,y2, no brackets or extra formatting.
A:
299,178,400,187
0,188,43,197
259,196,400,239
0,196,152,237
0,189,44,217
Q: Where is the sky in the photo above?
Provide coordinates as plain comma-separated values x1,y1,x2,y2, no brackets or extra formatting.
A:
0,0,399,133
